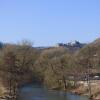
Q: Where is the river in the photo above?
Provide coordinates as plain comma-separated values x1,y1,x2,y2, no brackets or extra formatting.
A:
18,84,89,100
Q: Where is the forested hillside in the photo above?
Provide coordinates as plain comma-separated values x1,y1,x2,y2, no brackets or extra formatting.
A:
0,38,99,99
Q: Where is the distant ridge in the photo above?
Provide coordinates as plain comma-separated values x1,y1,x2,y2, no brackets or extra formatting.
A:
91,38,100,46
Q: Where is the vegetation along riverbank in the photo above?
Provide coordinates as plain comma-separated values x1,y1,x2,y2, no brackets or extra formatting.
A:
0,38,99,100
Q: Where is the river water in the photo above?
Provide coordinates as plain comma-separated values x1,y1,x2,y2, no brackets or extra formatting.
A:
19,84,89,100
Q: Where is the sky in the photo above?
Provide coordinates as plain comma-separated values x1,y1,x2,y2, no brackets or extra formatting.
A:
0,0,100,46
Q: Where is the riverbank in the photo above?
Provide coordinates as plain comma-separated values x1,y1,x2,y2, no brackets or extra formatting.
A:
0,80,100,100
0,82,7,100
70,80,100,100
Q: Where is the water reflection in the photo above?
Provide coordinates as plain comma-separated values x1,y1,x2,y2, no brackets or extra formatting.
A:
19,84,88,100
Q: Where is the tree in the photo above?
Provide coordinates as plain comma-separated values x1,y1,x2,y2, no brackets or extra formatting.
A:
3,51,18,100
35,47,74,89
15,40,39,84
76,45,99,98
0,40,39,99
